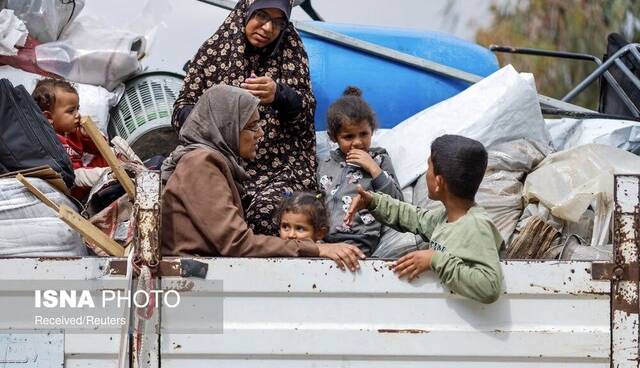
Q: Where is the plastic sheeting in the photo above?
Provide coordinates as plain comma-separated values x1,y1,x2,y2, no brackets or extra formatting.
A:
376,64,552,188
35,16,144,91
547,118,640,154
33,0,170,91
0,178,86,257
6,0,84,43
524,144,640,246
0,65,124,133
0,9,27,56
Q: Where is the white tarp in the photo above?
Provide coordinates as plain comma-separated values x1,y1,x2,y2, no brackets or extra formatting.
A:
6,0,85,43
34,0,169,91
546,118,640,154
523,144,640,246
0,9,27,56
35,16,144,91
377,64,552,188
0,178,86,257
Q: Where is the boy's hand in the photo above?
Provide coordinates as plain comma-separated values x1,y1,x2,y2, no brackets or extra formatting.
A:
346,149,382,178
241,75,277,104
343,185,373,225
391,250,434,281
318,243,366,272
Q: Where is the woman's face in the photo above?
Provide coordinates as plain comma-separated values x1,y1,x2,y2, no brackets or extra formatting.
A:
239,109,264,160
245,8,287,48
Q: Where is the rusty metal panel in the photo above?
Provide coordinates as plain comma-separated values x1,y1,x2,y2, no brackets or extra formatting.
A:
611,175,640,368
131,171,161,368
135,171,161,268
0,258,121,367
160,259,610,367
0,256,613,367
0,333,63,367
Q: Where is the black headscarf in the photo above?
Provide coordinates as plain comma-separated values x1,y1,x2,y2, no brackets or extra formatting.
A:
245,0,292,57
172,0,318,192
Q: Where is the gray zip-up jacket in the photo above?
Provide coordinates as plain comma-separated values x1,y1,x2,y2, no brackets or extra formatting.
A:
317,147,403,255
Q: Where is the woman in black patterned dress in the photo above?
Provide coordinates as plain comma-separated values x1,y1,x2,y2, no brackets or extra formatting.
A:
172,0,317,235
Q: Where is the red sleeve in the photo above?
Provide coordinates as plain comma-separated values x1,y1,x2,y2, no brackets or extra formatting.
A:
68,129,109,168
57,134,83,170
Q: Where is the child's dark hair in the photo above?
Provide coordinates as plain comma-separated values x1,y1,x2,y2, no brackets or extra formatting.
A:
430,135,487,201
32,78,78,113
277,191,329,231
326,86,376,140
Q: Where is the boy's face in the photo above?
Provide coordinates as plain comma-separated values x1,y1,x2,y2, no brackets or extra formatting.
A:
47,89,80,135
334,120,373,156
426,156,442,200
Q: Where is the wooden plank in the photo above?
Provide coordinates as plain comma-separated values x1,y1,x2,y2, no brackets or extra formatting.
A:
16,173,125,256
58,204,125,257
16,173,60,212
80,116,135,199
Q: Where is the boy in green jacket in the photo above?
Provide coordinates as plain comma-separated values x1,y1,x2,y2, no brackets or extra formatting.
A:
345,135,503,304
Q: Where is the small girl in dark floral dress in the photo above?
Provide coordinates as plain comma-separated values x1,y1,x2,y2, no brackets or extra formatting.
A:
317,86,403,256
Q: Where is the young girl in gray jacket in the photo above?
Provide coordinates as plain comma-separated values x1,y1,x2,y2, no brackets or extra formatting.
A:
317,86,403,256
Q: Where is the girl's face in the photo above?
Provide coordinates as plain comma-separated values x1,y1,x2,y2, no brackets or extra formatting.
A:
279,211,320,241
334,120,373,155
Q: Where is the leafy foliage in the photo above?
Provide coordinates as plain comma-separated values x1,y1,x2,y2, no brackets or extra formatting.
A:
476,0,640,109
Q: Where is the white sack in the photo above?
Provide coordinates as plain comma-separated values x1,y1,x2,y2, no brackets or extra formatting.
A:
0,178,86,257
523,144,640,246
6,0,84,43
0,65,124,134
546,118,640,154
0,9,27,56
36,16,144,91
377,65,552,188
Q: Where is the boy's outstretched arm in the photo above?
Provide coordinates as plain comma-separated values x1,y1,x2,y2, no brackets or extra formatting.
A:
344,187,436,236
356,190,439,238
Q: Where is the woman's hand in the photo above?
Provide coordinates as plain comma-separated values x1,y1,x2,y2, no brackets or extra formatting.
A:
346,149,382,178
318,243,366,272
343,185,374,225
241,76,277,104
391,250,434,281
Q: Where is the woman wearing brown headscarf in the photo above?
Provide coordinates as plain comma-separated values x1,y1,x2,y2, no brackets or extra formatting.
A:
162,85,364,270
172,0,317,236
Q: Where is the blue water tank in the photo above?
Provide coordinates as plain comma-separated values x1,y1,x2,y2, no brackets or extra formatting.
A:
299,22,499,131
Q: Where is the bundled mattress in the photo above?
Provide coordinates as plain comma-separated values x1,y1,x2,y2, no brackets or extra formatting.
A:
0,178,86,257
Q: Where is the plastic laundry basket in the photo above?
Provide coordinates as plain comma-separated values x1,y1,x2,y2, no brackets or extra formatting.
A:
108,71,184,160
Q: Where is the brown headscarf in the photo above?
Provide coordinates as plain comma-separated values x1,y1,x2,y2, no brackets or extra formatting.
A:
162,85,260,186
172,0,317,192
